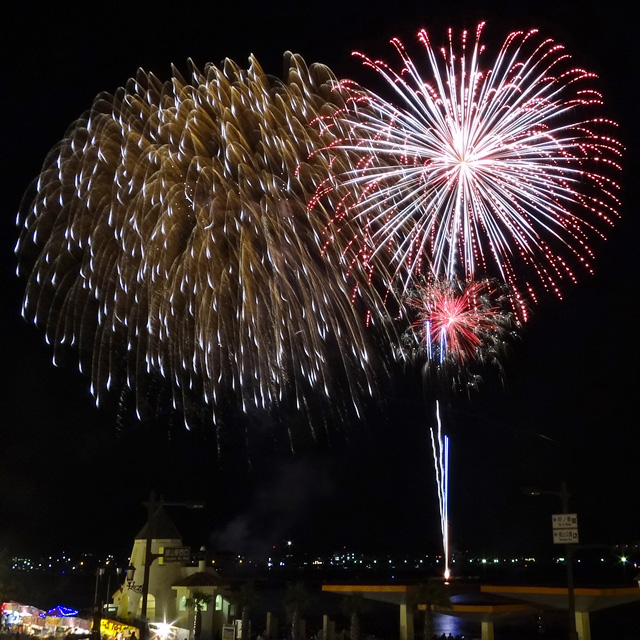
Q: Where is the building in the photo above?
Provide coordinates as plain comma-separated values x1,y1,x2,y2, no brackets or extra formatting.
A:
111,504,233,640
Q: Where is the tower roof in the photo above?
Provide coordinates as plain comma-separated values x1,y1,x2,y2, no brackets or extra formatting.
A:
135,505,183,541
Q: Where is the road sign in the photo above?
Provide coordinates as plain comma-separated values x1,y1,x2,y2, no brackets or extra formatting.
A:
159,546,191,563
552,513,578,544
553,529,579,544
552,513,578,529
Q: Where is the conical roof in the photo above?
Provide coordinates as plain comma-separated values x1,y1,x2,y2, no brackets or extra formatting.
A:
135,505,183,541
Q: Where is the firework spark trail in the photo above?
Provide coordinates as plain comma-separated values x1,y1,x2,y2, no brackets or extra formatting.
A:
312,23,623,322
430,401,450,580
15,53,391,435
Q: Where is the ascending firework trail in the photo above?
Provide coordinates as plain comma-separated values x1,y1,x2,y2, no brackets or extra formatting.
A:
431,401,450,580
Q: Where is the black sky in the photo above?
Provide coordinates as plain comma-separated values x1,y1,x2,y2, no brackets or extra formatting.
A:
1,0,638,563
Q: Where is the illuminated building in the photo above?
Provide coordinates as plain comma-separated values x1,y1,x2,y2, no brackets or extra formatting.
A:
111,505,232,640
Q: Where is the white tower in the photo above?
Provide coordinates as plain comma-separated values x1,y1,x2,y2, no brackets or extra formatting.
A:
116,505,185,622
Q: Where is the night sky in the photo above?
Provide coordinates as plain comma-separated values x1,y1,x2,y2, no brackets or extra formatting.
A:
1,0,638,565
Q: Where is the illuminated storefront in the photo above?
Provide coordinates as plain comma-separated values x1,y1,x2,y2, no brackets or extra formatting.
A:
2,602,46,633
100,617,140,640
1,602,91,637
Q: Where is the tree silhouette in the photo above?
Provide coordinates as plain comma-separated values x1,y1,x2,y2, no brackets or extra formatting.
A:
284,582,310,640
413,581,451,640
185,590,213,640
341,594,370,640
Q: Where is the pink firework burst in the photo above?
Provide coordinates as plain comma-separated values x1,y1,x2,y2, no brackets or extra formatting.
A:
402,277,516,375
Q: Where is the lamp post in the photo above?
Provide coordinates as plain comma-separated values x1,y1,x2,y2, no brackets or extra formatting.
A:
524,481,578,640
126,564,142,595
92,567,105,640
93,567,105,612
138,491,204,634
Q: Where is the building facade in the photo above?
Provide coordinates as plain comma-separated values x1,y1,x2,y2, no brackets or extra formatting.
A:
112,505,232,640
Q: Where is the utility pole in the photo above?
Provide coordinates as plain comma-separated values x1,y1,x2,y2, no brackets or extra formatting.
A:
524,481,579,640
558,482,578,640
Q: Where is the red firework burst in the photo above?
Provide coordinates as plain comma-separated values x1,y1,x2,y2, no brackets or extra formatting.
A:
405,278,514,365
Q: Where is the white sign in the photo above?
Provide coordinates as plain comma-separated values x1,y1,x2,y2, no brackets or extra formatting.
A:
552,513,578,529
158,546,191,563
553,528,579,544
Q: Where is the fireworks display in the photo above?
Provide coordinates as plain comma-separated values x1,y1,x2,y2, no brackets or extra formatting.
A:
15,22,624,436
15,53,389,432
312,23,623,322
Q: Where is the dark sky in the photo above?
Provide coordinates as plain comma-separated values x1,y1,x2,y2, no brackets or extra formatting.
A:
1,0,638,564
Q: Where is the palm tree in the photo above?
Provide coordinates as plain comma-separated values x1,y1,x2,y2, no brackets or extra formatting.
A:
283,582,309,640
341,594,370,640
185,590,213,640
414,581,452,640
235,582,257,640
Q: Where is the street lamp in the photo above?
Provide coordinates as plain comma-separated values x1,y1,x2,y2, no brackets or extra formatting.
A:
127,565,142,592
94,567,105,613
139,490,205,635
92,567,105,640
524,481,578,640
